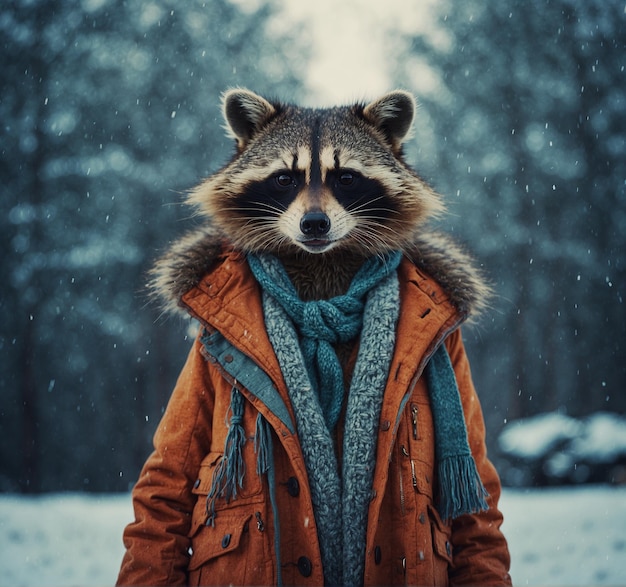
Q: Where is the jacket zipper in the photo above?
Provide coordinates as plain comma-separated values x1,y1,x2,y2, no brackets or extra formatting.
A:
399,445,409,516
402,556,407,586
411,404,419,440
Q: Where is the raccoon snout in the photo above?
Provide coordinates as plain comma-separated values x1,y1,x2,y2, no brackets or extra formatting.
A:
300,212,330,238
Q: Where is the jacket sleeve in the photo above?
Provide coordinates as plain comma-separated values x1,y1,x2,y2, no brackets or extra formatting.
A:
116,335,215,586
445,329,512,586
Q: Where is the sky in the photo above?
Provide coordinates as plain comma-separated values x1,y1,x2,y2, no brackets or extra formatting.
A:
269,0,443,105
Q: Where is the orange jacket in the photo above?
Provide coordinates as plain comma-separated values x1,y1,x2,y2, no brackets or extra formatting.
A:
117,250,511,586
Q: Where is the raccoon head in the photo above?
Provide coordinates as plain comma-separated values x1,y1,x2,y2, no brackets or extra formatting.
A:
188,88,444,256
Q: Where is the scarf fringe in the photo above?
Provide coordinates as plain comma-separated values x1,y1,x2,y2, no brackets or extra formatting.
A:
254,412,271,475
438,454,489,522
205,388,274,525
206,386,247,526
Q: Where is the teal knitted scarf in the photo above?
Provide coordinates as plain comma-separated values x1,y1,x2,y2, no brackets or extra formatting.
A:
237,251,489,585
247,251,403,430
249,250,402,586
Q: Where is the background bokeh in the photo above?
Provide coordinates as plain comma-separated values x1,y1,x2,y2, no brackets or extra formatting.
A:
1,0,624,494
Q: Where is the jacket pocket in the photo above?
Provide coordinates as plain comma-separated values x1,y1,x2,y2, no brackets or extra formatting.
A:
188,512,253,571
187,510,272,586
189,450,265,539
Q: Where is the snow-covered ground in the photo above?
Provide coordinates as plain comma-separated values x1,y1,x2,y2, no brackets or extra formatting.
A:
0,487,624,586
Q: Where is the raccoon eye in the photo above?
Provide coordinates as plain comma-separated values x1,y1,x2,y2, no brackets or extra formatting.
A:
338,172,355,186
275,173,295,188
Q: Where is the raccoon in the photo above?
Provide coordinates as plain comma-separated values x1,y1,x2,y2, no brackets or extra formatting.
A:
119,91,510,587
185,89,444,300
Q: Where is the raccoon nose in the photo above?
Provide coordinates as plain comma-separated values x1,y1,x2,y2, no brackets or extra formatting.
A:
300,212,330,237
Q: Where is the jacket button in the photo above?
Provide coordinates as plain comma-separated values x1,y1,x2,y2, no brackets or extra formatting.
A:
418,512,426,524
446,541,452,557
287,476,300,497
297,556,313,577
380,420,391,431
224,354,234,363
221,534,231,548
374,545,382,565
193,479,201,489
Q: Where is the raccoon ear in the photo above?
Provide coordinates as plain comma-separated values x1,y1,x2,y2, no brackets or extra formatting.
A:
362,90,416,152
222,89,277,148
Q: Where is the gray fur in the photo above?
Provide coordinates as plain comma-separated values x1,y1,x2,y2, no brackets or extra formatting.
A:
149,223,492,321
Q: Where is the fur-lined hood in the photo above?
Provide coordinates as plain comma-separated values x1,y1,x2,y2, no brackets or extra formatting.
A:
149,221,492,322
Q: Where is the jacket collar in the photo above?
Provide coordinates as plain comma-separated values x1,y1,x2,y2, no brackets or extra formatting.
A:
179,249,465,393
180,250,288,393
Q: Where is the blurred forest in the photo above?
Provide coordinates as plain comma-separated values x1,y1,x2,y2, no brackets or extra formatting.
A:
0,0,306,492
1,0,624,493
396,0,625,475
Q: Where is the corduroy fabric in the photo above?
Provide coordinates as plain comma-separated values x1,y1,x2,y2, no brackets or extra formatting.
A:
117,251,513,587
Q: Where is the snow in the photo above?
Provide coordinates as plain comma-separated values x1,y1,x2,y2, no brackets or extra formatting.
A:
1,488,625,586
499,487,626,587
497,412,626,486
499,412,583,460
570,413,626,464
0,494,131,587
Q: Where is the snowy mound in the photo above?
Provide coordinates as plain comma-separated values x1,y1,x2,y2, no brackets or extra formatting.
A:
497,411,626,486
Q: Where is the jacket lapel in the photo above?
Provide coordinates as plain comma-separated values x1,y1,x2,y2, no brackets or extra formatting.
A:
365,259,466,548
180,251,297,434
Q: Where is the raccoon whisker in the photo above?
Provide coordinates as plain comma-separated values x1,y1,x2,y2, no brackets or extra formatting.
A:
351,218,401,236
346,201,401,220
345,194,386,213
346,194,401,216
244,194,288,212
237,216,279,228
347,230,390,254
333,211,403,254
187,208,205,220
349,224,403,254
221,202,285,216
363,208,402,218
352,214,401,227
238,224,281,243
234,230,285,253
